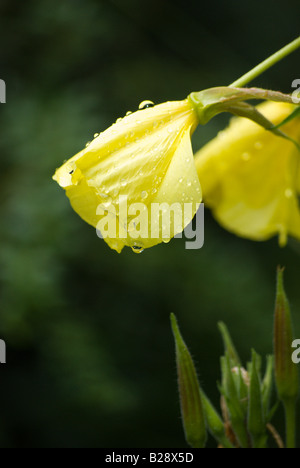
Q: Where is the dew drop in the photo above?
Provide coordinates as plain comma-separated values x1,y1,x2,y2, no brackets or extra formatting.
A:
187,180,192,187
85,141,91,147
94,133,100,138
285,188,293,199
179,178,183,183
116,117,122,123
132,245,145,254
139,100,155,110
242,152,251,161
102,197,112,209
121,179,127,187
254,141,263,150
153,121,158,128
151,188,157,195
141,190,148,200
126,111,132,116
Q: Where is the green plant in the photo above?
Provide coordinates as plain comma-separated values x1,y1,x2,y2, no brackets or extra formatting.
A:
171,268,299,448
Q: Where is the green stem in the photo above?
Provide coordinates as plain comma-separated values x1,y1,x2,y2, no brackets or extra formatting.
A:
230,37,300,88
284,399,297,449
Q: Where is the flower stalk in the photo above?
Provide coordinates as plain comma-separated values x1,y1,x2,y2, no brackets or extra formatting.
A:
230,36,300,88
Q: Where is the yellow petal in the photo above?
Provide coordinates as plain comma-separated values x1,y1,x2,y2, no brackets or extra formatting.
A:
194,102,300,245
53,99,201,253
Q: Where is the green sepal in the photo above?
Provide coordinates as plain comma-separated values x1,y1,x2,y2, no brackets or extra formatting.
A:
248,350,267,448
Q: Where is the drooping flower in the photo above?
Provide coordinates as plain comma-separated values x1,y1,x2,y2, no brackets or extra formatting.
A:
53,99,201,253
194,101,300,245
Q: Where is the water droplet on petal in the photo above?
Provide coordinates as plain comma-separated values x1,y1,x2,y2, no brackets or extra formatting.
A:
121,179,127,187
116,117,122,123
141,191,148,200
179,178,183,183
242,152,251,161
285,188,294,199
132,245,145,254
187,180,192,187
94,133,100,138
102,197,112,209
85,141,91,147
139,100,155,110
126,111,132,116
254,141,263,150
151,188,157,195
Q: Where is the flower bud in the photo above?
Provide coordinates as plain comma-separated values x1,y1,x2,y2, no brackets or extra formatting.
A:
170,314,207,448
274,268,299,402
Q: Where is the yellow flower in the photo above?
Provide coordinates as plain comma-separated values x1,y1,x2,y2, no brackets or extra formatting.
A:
194,101,300,246
53,99,201,253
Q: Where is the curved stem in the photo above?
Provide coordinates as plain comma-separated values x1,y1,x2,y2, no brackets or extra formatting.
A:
230,37,300,88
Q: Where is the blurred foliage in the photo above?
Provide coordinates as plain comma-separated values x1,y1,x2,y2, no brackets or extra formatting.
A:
0,0,299,448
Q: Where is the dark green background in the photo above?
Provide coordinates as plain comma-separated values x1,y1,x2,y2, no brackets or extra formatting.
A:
0,0,299,448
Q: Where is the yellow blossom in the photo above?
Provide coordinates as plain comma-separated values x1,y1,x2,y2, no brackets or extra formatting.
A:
194,101,300,246
53,99,202,253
